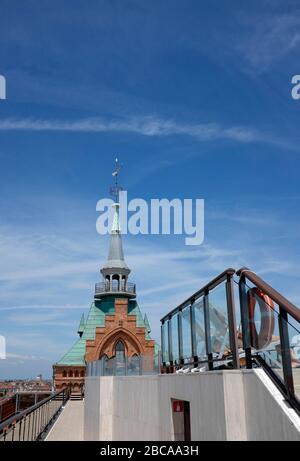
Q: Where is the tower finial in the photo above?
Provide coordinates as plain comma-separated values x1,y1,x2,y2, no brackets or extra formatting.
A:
110,158,122,203
96,160,136,299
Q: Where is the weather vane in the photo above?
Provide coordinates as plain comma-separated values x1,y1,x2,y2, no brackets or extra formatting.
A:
110,157,123,203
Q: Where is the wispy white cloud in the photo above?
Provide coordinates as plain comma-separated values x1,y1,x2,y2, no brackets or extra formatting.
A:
236,13,300,72
0,303,89,312
2,332,72,360
0,260,99,283
7,311,76,328
0,115,279,145
6,352,45,361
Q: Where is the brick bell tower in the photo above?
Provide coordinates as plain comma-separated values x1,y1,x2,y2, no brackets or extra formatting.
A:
53,160,157,395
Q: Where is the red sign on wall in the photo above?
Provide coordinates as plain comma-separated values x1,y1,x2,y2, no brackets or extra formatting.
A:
172,400,184,412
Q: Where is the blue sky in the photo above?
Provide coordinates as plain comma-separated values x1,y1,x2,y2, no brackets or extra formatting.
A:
0,0,300,378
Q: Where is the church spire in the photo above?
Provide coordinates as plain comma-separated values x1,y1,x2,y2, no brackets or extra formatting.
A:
103,202,129,271
95,159,135,299
102,159,129,272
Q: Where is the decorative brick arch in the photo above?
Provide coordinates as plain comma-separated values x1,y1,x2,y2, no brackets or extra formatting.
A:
85,298,155,363
96,327,143,359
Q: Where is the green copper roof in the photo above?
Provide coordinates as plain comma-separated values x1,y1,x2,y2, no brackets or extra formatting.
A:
77,314,85,336
55,296,155,366
56,337,86,366
144,314,151,334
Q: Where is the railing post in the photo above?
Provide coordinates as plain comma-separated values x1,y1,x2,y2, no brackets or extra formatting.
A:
160,323,166,370
238,273,252,368
226,273,240,368
27,413,31,440
15,393,19,413
278,307,295,399
190,300,198,367
168,317,173,370
178,310,184,366
18,416,22,441
203,290,213,370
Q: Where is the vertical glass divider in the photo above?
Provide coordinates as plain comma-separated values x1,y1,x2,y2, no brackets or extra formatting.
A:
238,274,252,369
190,300,198,366
278,306,295,399
161,323,165,368
203,290,213,370
226,274,240,368
178,310,184,365
168,317,173,365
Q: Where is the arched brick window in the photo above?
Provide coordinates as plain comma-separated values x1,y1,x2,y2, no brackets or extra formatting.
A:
68,370,73,377
62,370,67,378
80,370,85,377
75,370,79,377
115,340,125,360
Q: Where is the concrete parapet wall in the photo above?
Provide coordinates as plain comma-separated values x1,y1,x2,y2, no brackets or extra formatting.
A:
84,369,300,441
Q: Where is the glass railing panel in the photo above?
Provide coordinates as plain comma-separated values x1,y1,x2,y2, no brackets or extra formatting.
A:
181,305,192,361
208,282,231,361
287,314,300,402
115,360,126,376
95,360,103,376
86,355,161,377
105,357,116,376
244,281,284,378
161,321,169,364
141,355,160,375
194,297,207,360
127,355,141,375
170,313,179,363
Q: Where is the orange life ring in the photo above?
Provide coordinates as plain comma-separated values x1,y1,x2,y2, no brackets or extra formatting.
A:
248,287,275,349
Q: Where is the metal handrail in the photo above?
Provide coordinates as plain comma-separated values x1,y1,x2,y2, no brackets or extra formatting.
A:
236,267,300,323
160,268,235,322
160,268,239,371
0,387,69,441
160,266,300,414
237,266,300,413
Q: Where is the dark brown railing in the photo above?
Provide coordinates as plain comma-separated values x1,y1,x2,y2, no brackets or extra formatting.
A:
237,267,300,322
161,267,300,414
237,267,300,411
0,387,70,441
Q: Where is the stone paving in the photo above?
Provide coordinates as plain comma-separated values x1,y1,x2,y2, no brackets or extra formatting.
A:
45,400,84,441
